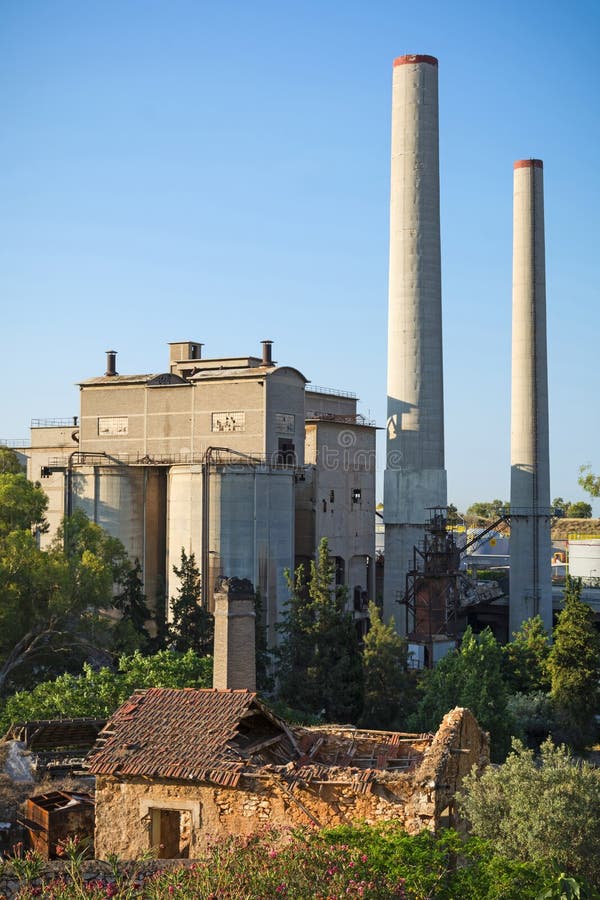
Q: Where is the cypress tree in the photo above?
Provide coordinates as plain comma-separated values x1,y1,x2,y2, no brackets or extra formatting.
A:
277,538,364,723
167,549,213,655
547,575,600,746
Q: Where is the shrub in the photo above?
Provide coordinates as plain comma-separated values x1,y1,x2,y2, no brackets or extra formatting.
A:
459,738,600,887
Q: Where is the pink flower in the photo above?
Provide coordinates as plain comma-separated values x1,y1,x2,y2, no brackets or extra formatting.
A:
360,854,368,863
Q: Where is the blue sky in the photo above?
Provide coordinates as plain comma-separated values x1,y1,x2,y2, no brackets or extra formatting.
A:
1,0,599,512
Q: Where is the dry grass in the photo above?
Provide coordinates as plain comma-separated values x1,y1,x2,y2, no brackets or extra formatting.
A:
551,518,600,539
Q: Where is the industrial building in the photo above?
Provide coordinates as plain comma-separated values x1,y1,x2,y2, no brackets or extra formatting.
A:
25,341,376,644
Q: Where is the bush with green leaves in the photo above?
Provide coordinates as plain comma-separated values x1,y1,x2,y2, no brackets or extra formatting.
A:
503,614,551,694
459,737,600,888
506,690,557,748
0,649,212,731
409,627,513,760
5,825,593,899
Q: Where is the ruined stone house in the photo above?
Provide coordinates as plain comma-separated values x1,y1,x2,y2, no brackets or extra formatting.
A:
86,688,488,860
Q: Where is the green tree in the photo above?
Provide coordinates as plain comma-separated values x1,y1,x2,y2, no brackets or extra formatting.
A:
446,503,461,525
566,500,593,519
254,589,273,693
547,576,600,746
0,473,48,535
506,691,557,749
360,602,416,730
167,549,213,654
0,507,134,693
0,447,25,475
277,538,364,723
112,559,153,651
552,496,569,515
466,500,509,520
409,627,513,760
459,738,600,888
578,464,600,499
0,649,212,731
503,615,551,694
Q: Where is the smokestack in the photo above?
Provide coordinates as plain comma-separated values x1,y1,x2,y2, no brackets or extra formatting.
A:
383,54,447,633
105,350,118,377
509,159,552,633
261,340,273,366
212,577,256,691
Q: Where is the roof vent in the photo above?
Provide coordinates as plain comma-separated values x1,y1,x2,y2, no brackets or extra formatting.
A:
105,350,118,377
261,340,273,366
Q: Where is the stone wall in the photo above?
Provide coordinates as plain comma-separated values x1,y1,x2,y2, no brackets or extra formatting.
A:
94,708,488,860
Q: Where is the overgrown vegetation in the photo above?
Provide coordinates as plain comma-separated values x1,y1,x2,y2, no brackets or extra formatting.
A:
460,738,600,889
166,549,213,655
276,538,364,723
0,649,212,732
0,456,159,695
408,627,513,760
547,575,600,746
2,824,597,898
360,602,417,730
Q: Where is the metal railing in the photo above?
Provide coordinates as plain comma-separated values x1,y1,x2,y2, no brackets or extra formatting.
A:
306,384,357,399
31,418,78,428
0,439,28,448
48,449,302,471
305,411,376,427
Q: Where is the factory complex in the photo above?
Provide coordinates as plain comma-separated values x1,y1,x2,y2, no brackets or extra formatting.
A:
10,53,586,659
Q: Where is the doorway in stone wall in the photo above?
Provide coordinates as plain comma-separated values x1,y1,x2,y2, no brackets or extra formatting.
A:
149,808,191,858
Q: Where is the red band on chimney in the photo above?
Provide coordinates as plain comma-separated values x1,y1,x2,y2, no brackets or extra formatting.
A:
393,54,438,67
514,159,543,170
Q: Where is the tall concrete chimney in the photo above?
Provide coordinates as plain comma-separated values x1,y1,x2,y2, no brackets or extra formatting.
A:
509,159,552,634
383,54,447,632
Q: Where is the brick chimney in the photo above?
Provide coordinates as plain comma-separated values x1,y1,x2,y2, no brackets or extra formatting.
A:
212,577,256,691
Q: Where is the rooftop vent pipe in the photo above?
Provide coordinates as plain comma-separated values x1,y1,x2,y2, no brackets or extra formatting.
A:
105,350,118,377
261,340,273,366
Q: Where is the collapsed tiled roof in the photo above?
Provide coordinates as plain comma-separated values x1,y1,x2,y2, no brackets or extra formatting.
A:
86,688,297,787
4,718,106,750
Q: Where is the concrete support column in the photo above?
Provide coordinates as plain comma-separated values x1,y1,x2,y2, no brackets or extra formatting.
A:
212,577,256,691
509,159,552,634
383,54,447,632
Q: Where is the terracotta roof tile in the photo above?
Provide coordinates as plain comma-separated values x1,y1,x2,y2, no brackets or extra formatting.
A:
86,688,266,784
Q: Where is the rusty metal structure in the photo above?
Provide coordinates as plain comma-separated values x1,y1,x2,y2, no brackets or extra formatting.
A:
398,508,509,665
19,791,94,858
